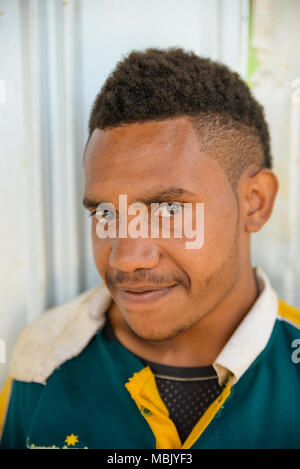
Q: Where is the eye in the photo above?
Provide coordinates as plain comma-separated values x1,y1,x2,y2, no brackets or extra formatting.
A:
154,202,182,218
89,203,116,222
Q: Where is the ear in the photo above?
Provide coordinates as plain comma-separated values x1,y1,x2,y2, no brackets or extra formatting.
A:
241,168,279,233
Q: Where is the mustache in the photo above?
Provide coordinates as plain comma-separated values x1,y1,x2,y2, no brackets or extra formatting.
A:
106,270,189,289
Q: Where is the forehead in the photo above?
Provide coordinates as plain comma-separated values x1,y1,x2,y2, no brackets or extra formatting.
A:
84,117,227,201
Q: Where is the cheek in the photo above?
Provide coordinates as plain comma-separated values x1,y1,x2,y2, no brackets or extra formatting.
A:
166,200,239,279
206,201,238,254
91,220,111,276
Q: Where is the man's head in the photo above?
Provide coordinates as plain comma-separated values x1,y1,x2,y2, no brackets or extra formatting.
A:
88,48,272,189
83,48,278,341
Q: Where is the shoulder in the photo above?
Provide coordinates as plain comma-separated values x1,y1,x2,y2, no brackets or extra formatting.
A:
10,284,112,385
277,299,300,330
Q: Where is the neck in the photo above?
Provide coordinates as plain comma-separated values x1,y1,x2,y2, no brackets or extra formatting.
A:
107,265,259,367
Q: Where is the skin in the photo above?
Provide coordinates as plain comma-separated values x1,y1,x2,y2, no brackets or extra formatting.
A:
83,117,278,367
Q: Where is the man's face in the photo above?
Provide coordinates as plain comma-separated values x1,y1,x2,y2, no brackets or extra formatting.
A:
83,117,243,341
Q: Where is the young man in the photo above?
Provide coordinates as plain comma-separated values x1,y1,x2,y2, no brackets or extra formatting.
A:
1,48,300,449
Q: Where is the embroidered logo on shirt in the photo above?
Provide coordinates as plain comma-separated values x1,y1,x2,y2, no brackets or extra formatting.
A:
26,435,88,449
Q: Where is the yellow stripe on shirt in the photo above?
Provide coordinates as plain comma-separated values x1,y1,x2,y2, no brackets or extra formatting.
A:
278,299,300,329
0,377,12,440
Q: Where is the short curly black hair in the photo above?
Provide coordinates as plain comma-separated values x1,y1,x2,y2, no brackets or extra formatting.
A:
88,48,272,187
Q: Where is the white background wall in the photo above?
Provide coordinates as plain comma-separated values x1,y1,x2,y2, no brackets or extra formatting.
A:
0,0,299,388
250,0,300,310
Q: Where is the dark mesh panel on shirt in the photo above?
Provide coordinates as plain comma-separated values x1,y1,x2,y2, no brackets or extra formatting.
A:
154,375,222,444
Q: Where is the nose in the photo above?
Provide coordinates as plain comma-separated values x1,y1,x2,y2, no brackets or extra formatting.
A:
108,237,160,272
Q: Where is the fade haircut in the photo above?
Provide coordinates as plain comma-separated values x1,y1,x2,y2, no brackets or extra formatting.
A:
88,48,272,189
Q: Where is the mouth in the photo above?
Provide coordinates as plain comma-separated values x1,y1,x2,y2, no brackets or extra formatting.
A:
116,284,177,305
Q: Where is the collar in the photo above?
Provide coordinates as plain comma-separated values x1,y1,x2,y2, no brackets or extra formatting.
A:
213,267,278,386
10,266,278,386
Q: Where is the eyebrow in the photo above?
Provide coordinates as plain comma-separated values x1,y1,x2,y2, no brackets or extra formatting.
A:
82,187,196,209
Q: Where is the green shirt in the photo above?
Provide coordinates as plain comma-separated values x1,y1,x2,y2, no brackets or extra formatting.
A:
1,298,300,449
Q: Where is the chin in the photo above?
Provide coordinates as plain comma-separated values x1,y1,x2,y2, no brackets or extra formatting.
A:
128,321,189,342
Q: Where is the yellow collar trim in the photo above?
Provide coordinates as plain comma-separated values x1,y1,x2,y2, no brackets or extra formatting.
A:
277,298,300,329
0,377,13,440
125,366,181,449
125,366,232,449
182,377,232,449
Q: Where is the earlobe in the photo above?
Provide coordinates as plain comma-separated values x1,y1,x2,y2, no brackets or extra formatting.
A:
243,169,279,234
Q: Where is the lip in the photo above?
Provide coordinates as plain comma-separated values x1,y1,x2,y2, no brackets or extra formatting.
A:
115,284,176,292
117,284,177,305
